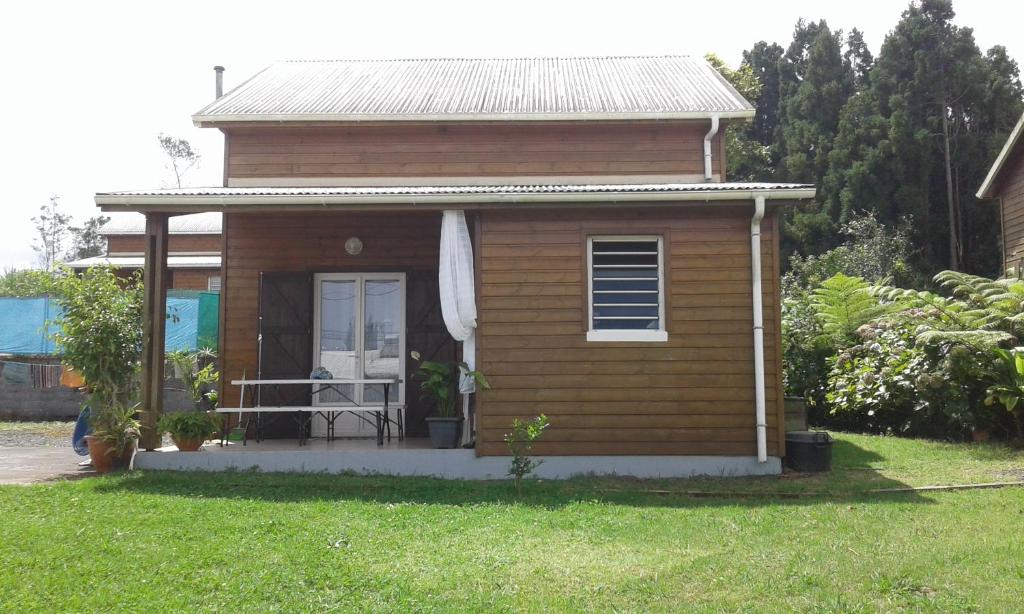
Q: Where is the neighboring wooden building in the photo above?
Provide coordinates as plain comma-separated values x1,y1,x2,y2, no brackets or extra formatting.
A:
66,213,222,291
96,56,815,477
978,112,1024,275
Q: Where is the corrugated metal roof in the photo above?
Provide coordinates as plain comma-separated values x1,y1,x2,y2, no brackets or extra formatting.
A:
100,183,811,198
64,255,221,269
99,212,223,235
977,110,1024,198
193,56,755,124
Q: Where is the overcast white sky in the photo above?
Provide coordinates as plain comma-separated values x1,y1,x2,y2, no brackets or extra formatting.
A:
1,0,1020,268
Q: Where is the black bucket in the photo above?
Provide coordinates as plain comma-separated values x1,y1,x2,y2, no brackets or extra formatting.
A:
785,430,833,472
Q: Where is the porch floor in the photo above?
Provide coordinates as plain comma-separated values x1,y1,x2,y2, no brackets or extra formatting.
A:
133,437,782,479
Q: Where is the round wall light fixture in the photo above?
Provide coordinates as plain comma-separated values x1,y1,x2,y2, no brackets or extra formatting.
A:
344,237,363,256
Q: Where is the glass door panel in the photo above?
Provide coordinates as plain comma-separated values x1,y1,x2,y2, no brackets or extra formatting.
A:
317,279,357,404
362,279,403,404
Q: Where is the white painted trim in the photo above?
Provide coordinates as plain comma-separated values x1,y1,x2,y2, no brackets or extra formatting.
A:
97,188,817,212
134,448,783,479
586,330,668,342
978,112,1024,199
228,174,716,188
586,236,666,343
193,109,756,127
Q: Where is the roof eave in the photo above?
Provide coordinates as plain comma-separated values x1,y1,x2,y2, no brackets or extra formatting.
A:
96,187,815,213
977,112,1024,199
192,109,756,128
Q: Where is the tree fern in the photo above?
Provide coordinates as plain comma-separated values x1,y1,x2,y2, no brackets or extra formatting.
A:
811,274,891,346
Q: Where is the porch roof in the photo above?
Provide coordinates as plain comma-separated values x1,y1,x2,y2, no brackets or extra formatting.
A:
95,182,815,213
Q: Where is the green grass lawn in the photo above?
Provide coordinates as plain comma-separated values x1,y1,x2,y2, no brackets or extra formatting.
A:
2,433,1023,612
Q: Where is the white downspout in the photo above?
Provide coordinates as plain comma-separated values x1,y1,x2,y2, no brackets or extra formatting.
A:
751,195,768,463
703,115,720,181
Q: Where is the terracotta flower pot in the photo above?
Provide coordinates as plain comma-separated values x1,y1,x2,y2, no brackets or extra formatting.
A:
86,436,136,473
171,435,206,452
971,429,990,443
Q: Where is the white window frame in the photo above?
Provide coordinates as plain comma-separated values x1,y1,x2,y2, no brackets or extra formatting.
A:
312,272,407,407
586,235,667,343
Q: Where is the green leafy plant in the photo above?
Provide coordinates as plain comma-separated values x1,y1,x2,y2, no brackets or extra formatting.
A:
811,273,892,347
504,414,549,495
50,266,144,410
90,403,141,456
168,350,220,409
984,348,1024,439
410,351,489,417
159,411,223,441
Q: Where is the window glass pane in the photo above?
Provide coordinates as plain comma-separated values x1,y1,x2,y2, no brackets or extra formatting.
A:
592,241,659,253
318,280,356,403
592,292,659,305
593,278,659,292
592,253,658,266
593,305,660,318
593,318,659,330
592,267,658,279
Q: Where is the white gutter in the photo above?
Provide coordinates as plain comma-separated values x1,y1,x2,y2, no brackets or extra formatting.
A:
703,115,720,181
96,188,816,211
191,109,755,127
750,194,768,463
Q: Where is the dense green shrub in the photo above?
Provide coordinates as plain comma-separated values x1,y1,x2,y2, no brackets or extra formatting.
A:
825,320,992,437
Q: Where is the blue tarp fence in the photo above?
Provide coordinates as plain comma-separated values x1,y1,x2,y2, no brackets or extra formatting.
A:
0,291,217,356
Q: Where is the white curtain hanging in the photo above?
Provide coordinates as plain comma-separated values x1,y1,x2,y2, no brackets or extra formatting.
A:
439,210,477,444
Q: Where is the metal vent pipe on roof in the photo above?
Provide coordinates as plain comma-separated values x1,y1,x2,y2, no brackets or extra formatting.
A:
214,66,225,99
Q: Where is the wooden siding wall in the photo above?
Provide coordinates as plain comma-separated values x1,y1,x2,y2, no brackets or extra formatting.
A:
475,205,783,457
999,150,1024,274
225,122,723,181
107,234,221,254
219,212,441,409
171,269,216,291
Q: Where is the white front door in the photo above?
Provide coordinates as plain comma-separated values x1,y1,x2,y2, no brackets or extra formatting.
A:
312,273,406,437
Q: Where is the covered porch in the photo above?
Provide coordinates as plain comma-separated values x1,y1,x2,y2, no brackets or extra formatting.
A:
127,205,475,451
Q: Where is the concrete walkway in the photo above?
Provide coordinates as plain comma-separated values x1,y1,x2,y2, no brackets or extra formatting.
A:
0,447,94,484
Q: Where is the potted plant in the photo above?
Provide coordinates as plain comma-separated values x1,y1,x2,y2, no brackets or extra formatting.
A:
411,351,489,448
84,403,141,473
50,266,146,472
169,350,220,411
159,411,223,451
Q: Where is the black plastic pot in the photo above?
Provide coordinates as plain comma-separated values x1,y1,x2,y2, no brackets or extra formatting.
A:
785,430,833,472
425,416,463,449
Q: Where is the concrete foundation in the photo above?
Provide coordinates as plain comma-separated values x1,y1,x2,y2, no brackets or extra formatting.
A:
133,438,783,479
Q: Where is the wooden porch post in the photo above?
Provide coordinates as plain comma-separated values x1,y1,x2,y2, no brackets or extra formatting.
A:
140,213,169,450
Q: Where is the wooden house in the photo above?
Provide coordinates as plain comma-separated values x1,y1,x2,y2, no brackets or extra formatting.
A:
66,212,222,291
978,112,1024,275
96,57,815,477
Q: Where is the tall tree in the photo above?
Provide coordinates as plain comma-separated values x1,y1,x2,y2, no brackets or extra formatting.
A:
778,23,854,185
31,196,71,270
67,215,110,261
158,133,201,188
742,41,785,148
844,28,874,91
822,0,1022,275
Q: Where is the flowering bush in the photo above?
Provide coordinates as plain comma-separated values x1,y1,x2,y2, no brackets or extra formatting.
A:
825,320,995,437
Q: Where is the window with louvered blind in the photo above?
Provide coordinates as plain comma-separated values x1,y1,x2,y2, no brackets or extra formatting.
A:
586,236,667,342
